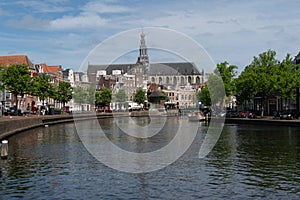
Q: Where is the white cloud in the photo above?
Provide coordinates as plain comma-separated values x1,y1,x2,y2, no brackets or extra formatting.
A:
6,15,49,30
5,0,73,13
47,1,132,30
50,14,107,30
82,1,131,14
1,0,300,71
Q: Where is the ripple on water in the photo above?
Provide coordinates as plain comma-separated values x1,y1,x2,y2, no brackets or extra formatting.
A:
1,121,300,199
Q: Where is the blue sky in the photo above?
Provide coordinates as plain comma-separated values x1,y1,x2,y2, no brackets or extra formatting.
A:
0,0,299,72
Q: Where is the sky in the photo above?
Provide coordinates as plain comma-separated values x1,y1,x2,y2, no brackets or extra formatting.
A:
0,0,299,73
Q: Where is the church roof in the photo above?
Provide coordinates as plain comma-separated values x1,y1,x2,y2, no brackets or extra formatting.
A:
149,62,201,75
87,62,202,76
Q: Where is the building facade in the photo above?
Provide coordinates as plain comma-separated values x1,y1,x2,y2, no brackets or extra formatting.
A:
87,32,204,109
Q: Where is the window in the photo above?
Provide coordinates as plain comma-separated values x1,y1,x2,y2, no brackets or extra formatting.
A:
5,91,11,100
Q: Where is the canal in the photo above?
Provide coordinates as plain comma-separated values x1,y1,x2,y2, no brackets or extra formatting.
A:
1,116,300,199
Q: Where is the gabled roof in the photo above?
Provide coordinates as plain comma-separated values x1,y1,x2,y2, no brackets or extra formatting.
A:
149,90,164,97
43,65,61,73
0,55,33,68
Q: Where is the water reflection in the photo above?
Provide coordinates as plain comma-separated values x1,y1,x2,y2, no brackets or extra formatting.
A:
1,118,300,199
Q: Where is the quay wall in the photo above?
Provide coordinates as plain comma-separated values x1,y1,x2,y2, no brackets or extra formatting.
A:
2,114,300,140
225,117,300,127
0,113,117,140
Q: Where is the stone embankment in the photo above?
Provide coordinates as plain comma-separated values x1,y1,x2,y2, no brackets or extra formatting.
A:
0,113,118,140
1,113,300,140
225,117,300,127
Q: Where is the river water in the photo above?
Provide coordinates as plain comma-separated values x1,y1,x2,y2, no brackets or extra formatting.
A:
1,116,300,199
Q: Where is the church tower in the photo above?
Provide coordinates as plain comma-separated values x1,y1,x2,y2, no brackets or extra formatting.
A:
138,31,149,66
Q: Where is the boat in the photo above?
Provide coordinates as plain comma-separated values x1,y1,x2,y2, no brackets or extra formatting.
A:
188,111,206,121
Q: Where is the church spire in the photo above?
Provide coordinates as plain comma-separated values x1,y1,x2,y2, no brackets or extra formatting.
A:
138,31,149,65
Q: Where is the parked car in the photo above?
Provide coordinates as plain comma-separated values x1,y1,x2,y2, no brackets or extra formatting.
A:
226,110,239,118
238,111,249,118
279,110,299,120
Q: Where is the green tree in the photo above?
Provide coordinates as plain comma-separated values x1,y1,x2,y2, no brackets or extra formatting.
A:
272,54,300,109
214,61,237,96
72,86,86,106
114,89,127,102
0,64,32,114
133,88,146,104
87,86,96,105
233,66,256,105
200,85,211,106
234,49,279,114
206,73,226,107
95,88,112,109
159,90,169,101
32,73,53,105
73,86,96,107
54,81,73,108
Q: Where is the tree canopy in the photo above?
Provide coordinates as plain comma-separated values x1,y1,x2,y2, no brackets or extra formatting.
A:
0,64,32,113
0,64,32,98
214,61,237,96
54,81,73,107
234,49,300,108
114,89,127,102
133,88,146,104
95,88,112,108
32,73,53,104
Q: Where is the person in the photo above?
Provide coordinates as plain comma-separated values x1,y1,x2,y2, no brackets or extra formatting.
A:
41,106,45,115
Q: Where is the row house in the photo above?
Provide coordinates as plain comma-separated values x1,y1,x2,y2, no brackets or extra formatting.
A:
34,64,64,108
0,55,69,114
0,55,35,113
71,71,92,111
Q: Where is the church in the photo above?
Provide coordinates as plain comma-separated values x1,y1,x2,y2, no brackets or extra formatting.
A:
87,32,204,109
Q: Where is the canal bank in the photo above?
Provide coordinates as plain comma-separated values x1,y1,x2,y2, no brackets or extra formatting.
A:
1,114,300,140
0,113,124,140
225,117,300,127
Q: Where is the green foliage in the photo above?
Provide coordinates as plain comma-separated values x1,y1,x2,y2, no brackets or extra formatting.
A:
0,64,32,98
133,88,146,104
234,49,300,107
199,85,211,106
114,89,127,102
206,73,226,105
54,81,73,106
95,88,112,107
72,86,86,105
32,73,53,103
87,86,96,105
159,90,169,101
214,61,237,96
271,54,300,99
0,64,32,113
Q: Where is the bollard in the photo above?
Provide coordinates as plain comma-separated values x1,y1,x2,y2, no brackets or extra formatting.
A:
1,140,8,159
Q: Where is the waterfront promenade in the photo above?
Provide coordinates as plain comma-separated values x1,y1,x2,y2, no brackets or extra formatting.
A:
1,113,300,140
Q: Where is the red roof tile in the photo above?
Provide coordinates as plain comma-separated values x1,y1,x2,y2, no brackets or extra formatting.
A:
0,55,33,66
43,65,61,73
